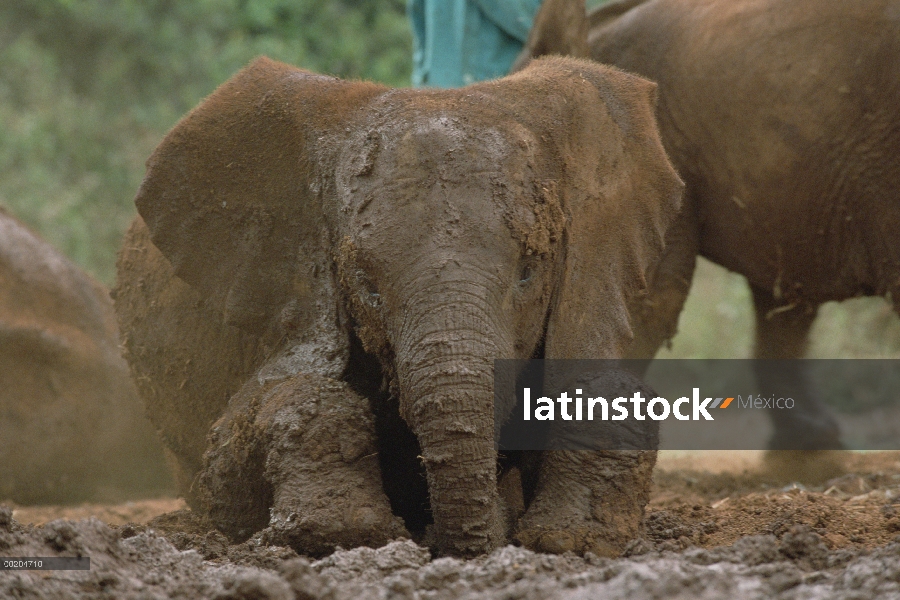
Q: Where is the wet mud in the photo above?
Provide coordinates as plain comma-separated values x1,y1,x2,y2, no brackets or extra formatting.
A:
3,452,899,598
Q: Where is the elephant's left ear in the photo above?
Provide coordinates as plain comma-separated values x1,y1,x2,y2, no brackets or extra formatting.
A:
135,57,387,333
512,57,684,359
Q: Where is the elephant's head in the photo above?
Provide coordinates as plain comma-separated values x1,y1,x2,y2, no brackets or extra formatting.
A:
134,56,682,556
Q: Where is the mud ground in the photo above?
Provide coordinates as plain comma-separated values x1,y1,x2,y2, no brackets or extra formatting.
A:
3,451,900,599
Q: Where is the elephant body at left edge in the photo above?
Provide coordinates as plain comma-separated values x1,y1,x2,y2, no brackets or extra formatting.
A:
0,208,172,504
114,56,683,557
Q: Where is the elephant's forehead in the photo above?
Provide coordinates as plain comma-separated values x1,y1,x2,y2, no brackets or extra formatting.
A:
385,119,532,173
393,115,514,162
335,99,543,223
337,113,539,199
357,89,541,166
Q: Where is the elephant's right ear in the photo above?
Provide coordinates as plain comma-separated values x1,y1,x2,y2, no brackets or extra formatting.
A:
510,57,684,360
135,57,387,333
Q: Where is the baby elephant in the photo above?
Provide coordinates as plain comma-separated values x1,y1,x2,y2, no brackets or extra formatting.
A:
115,56,683,557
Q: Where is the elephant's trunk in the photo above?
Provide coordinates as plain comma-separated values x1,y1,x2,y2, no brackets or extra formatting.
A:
394,296,511,556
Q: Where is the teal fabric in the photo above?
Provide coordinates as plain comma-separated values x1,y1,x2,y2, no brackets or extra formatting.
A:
408,0,542,88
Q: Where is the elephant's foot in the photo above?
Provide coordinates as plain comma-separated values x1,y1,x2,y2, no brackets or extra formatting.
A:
763,450,846,484
257,463,408,556
765,399,845,485
767,410,843,451
197,378,272,542
515,450,656,557
199,373,408,556
258,374,409,556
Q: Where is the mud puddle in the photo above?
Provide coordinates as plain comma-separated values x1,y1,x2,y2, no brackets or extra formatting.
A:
3,451,900,599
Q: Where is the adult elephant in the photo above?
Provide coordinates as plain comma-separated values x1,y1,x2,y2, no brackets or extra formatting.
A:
0,208,171,504
519,0,900,450
114,56,683,557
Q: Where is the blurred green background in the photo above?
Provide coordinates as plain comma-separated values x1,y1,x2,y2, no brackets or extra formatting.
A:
658,259,900,359
0,0,412,283
2,0,899,359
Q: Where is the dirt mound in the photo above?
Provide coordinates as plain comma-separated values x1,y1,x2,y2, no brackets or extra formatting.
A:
4,452,900,598
2,509,900,599
644,451,900,553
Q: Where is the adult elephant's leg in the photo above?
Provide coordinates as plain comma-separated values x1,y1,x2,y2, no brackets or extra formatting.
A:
751,286,841,449
752,286,844,482
515,369,658,557
198,368,408,556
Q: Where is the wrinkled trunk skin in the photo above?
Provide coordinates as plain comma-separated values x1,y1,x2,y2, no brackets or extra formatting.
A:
393,299,511,557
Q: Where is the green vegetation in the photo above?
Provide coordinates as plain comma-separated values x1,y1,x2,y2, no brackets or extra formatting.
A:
0,0,411,283
2,0,899,360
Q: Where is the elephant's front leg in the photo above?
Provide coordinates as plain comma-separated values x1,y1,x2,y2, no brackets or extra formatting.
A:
198,372,408,557
516,449,656,556
515,370,658,557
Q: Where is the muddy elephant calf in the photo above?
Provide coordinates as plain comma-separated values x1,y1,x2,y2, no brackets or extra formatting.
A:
0,208,170,504
115,56,683,557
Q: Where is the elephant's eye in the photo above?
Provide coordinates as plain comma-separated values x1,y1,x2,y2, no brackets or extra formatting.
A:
366,291,382,308
355,271,382,308
519,263,534,284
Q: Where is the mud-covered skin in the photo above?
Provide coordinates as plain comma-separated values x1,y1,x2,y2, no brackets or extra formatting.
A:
523,0,900,451
515,368,658,555
590,0,900,317
114,56,683,557
516,449,657,557
199,372,408,554
115,219,266,497
0,208,170,504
